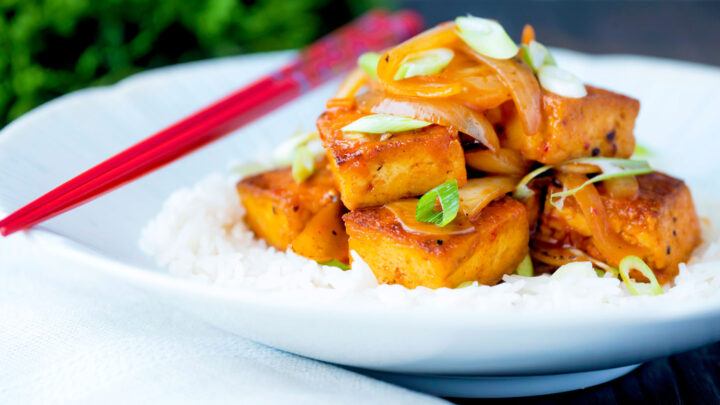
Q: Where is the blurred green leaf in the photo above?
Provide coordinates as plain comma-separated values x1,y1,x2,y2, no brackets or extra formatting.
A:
0,0,386,128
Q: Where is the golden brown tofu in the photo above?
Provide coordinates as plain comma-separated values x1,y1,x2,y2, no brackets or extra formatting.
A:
237,163,349,263
344,197,529,289
502,86,639,164
536,172,701,283
317,108,467,210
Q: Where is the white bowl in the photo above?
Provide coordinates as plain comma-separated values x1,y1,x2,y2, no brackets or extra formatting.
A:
2,50,720,398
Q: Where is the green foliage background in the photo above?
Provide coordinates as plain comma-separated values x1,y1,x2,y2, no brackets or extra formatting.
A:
0,0,387,128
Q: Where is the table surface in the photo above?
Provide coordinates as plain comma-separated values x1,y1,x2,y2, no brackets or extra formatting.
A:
403,0,720,67
449,342,720,404
400,1,720,403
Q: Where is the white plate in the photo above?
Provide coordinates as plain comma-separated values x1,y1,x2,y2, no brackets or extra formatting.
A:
3,50,720,398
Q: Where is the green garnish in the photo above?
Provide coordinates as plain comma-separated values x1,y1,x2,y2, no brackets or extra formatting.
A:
415,179,460,227
455,16,519,60
273,131,319,166
341,114,432,134
319,260,350,270
456,280,475,288
632,144,653,159
537,65,587,98
514,254,534,276
513,164,555,200
230,161,268,179
618,255,663,296
291,145,315,183
549,158,652,208
514,157,653,203
394,48,454,80
358,52,381,79
520,40,556,73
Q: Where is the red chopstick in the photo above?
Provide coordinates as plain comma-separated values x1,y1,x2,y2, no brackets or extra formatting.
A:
0,9,423,237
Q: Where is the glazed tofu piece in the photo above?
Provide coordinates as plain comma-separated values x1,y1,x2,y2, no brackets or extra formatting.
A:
536,172,701,283
344,197,529,289
502,86,639,164
317,108,467,210
237,163,349,263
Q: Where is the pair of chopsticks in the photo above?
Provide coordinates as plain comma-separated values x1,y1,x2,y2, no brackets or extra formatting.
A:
0,9,423,237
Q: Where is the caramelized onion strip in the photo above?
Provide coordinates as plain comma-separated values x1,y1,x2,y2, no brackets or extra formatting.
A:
558,172,646,265
355,91,499,151
460,43,542,135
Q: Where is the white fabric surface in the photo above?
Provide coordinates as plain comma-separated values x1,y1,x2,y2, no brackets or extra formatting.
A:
0,234,446,404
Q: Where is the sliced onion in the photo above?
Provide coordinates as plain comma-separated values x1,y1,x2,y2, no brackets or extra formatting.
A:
394,48,455,80
537,65,587,98
455,16,519,60
355,91,499,151
333,67,368,99
602,176,639,200
465,148,529,175
531,244,590,268
458,176,516,218
558,172,646,265
461,43,541,135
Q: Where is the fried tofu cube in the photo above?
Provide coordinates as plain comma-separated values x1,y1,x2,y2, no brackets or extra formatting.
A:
344,197,529,289
502,86,639,164
237,163,349,262
317,108,467,210
537,172,701,283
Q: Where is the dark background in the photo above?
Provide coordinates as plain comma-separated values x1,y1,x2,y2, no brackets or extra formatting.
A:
3,1,720,402
2,0,720,129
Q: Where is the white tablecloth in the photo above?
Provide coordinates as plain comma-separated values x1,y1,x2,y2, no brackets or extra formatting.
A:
0,234,446,404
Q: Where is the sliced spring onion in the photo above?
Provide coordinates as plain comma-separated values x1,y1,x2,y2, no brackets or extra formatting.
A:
358,52,381,79
415,179,460,227
456,281,476,288
319,259,350,270
273,131,319,166
514,157,653,202
514,254,534,276
394,48,455,80
455,16,519,60
618,255,663,296
341,114,432,134
537,65,587,98
632,144,653,159
520,40,556,73
291,145,315,183
549,158,652,208
513,164,555,200
230,161,268,179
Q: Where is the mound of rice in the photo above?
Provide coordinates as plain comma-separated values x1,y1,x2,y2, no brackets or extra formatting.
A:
140,174,720,311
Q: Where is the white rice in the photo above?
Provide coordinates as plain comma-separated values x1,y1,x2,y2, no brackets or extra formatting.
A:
139,174,720,312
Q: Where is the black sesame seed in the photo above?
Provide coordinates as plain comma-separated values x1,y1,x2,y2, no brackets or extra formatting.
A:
605,130,616,142
436,240,443,245
293,206,299,212
666,246,671,255
673,230,677,237
591,147,601,156
552,178,562,188
673,217,677,223
332,230,337,236
377,164,383,171
384,55,389,62
272,206,277,215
